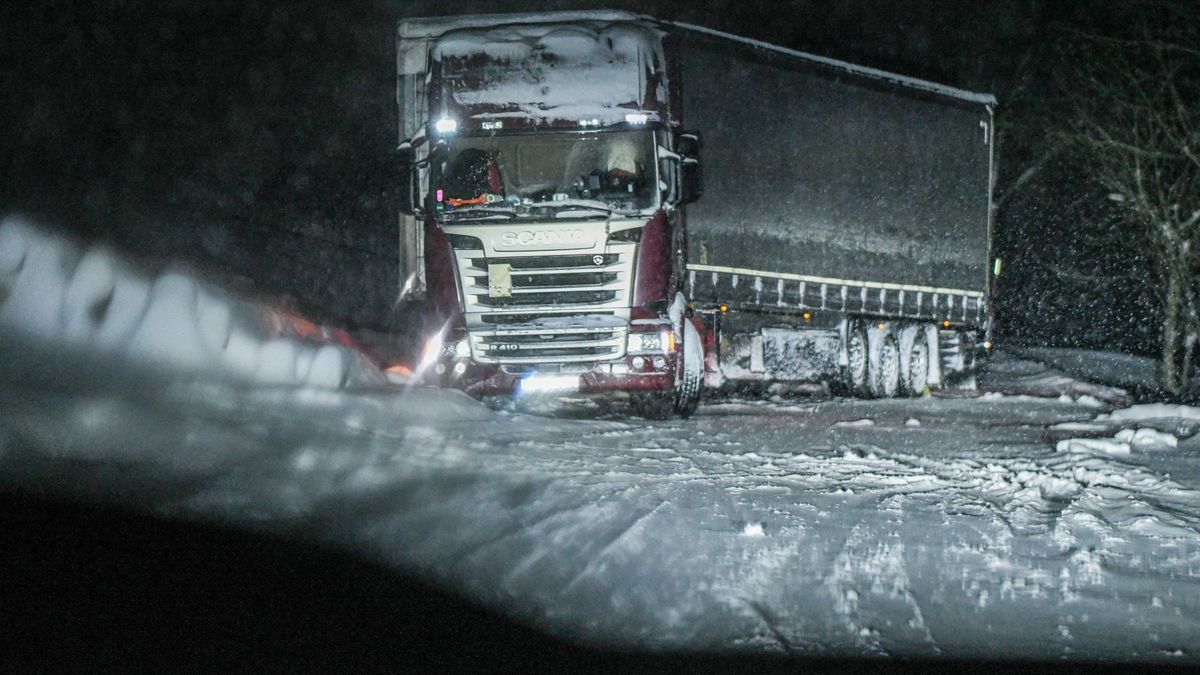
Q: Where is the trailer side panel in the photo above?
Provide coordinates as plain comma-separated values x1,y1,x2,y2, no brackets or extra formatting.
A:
678,29,992,300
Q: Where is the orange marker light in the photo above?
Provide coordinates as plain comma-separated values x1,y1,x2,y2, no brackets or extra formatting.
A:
720,304,728,313
802,311,812,321
942,320,951,328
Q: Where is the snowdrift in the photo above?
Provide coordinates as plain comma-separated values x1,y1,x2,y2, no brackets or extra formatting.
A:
0,217,384,389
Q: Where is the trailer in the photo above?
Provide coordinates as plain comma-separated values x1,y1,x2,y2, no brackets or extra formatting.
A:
673,22,996,397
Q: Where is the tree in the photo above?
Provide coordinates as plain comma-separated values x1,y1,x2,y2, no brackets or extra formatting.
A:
1059,1,1200,396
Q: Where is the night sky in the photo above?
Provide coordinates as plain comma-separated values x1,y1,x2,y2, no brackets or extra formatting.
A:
0,1,1161,353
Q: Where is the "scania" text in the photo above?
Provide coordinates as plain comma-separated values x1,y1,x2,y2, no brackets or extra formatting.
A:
498,230,588,247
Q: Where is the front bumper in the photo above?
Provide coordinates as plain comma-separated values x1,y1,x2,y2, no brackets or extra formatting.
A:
454,352,679,397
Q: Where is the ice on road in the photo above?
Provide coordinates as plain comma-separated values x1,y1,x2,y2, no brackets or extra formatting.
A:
2,220,1200,662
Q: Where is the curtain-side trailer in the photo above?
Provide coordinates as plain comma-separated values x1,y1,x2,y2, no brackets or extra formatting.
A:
674,22,996,397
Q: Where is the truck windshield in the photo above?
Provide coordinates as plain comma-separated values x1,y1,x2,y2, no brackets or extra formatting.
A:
432,129,658,220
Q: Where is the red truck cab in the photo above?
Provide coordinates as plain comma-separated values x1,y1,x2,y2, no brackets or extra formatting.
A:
396,12,704,417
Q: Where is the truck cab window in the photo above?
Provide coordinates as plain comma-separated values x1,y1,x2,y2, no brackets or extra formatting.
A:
434,129,658,216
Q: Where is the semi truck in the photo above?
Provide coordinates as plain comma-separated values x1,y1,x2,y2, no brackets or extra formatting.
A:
395,10,996,417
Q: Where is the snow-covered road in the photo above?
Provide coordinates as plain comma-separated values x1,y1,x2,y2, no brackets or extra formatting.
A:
3,220,1199,664
3,334,1200,664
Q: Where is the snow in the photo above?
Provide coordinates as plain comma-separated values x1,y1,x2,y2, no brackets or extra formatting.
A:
742,522,766,537
3,218,1200,663
398,11,646,40
433,21,667,126
1115,428,1178,451
1013,347,1161,396
1104,404,1200,423
0,217,382,389
492,313,629,330
979,350,1130,404
1056,437,1131,457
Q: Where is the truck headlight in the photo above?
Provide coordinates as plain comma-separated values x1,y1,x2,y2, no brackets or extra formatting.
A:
454,340,471,358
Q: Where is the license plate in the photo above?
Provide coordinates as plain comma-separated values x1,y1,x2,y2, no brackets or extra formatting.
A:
517,374,580,394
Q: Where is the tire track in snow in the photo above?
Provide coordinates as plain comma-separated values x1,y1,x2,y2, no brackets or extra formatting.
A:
558,499,670,595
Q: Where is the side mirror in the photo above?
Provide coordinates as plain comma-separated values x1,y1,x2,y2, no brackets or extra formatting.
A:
677,131,703,205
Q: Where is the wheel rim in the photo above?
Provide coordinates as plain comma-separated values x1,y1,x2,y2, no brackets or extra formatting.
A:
908,340,928,395
847,331,867,390
878,338,900,398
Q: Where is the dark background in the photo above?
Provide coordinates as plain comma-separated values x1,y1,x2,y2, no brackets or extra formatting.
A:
0,1,1159,354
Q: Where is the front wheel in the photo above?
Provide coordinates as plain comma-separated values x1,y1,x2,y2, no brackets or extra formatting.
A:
673,319,703,418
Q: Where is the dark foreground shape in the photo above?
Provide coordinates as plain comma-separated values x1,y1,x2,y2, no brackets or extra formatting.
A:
0,491,1175,674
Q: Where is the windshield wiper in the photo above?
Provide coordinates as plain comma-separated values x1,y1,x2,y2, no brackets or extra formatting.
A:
444,206,518,221
538,199,613,218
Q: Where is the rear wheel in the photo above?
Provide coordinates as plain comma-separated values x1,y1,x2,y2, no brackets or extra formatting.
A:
869,334,901,398
902,332,930,397
841,326,869,397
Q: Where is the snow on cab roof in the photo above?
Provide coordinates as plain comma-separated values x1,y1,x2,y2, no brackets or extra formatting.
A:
397,10,650,39
399,11,996,107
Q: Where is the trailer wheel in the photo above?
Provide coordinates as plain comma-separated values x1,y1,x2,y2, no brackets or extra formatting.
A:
841,326,869,397
869,335,901,398
902,333,930,397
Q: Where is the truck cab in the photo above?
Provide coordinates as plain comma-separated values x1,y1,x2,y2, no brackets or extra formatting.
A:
396,12,704,417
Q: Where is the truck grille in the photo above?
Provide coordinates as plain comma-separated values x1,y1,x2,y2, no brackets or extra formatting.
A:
454,245,635,364
472,328,625,362
460,254,626,310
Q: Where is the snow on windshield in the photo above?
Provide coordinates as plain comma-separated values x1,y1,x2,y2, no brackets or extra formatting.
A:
433,23,668,126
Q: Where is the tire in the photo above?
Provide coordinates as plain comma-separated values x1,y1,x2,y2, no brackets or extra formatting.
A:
868,334,901,398
841,326,869,397
901,332,930,397
673,319,703,418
